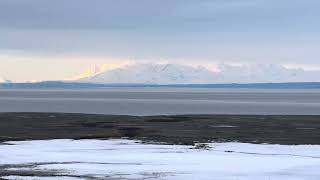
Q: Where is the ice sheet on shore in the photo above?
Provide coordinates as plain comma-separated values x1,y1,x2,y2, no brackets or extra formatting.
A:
1,139,320,180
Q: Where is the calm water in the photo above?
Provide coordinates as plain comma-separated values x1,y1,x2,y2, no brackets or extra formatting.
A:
0,88,320,115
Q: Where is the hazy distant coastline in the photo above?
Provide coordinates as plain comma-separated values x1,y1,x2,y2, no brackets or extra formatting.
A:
1,81,320,89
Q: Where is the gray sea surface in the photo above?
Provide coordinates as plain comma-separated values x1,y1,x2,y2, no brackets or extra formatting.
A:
0,88,320,115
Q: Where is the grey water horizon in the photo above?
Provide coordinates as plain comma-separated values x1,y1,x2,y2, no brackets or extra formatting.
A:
1,88,320,116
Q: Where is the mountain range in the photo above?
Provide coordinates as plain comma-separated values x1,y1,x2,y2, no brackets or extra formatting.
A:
1,63,319,85
78,63,320,84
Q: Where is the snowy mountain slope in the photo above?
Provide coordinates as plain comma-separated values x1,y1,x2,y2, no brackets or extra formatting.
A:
216,64,320,83
78,63,320,84
79,63,217,84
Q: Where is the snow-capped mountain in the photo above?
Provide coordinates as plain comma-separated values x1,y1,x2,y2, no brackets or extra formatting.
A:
67,64,114,80
79,63,216,84
78,63,320,84
216,64,320,83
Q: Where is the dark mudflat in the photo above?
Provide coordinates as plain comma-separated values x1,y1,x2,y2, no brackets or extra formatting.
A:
0,112,320,145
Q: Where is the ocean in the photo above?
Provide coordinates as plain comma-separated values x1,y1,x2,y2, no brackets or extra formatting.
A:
0,88,319,115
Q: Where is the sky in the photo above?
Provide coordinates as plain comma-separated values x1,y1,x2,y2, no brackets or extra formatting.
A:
0,0,320,82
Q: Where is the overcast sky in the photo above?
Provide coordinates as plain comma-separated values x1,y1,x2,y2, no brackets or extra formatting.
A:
1,0,320,81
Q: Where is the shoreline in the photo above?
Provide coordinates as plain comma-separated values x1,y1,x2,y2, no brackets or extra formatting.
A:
1,112,320,179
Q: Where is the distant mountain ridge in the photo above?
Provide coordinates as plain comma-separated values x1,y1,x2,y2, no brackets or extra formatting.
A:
1,63,319,85
78,63,320,84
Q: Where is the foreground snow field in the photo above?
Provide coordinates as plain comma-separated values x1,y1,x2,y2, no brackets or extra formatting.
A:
1,139,320,180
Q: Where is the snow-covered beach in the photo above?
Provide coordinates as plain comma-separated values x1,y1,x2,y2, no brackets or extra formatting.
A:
1,139,320,180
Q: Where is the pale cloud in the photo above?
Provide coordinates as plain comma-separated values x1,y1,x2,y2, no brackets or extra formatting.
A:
0,52,132,82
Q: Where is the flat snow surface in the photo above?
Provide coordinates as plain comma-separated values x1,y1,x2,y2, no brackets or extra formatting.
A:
1,139,320,180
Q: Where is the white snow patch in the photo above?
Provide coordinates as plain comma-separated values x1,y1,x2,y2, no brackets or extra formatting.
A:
1,139,320,180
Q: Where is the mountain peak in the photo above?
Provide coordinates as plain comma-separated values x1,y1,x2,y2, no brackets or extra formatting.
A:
77,63,320,84
79,63,215,84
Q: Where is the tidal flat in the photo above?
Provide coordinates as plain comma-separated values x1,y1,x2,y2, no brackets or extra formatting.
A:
1,113,320,145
